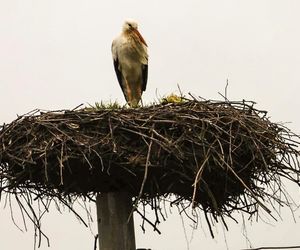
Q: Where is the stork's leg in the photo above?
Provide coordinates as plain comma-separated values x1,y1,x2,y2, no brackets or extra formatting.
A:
129,82,142,107
123,78,132,106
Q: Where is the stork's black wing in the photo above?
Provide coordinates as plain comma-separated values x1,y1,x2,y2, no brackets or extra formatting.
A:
113,58,124,93
142,64,148,91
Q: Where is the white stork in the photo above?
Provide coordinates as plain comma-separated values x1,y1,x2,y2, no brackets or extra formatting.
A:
111,19,148,107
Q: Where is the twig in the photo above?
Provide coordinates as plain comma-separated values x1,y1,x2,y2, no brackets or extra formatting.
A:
128,126,154,222
241,246,300,250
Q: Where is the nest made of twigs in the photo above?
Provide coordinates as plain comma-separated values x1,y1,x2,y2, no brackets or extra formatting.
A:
0,98,300,238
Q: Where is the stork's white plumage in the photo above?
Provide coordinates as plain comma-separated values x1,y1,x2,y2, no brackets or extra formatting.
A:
112,19,148,107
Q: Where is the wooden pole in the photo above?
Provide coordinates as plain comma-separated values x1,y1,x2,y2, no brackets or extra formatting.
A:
96,192,136,250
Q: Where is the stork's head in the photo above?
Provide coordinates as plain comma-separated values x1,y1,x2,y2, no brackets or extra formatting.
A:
122,19,138,32
121,19,147,46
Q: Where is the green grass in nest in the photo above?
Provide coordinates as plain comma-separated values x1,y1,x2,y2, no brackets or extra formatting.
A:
85,94,187,111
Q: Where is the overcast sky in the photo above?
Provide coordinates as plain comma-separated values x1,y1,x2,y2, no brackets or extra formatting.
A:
1,1,300,249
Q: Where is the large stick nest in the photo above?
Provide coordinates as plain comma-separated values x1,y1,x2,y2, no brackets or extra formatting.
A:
0,99,300,238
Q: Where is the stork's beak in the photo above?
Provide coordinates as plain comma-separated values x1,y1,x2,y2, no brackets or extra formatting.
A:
133,28,148,47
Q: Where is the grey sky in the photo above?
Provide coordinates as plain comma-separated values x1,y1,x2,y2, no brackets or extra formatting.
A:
0,0,300,249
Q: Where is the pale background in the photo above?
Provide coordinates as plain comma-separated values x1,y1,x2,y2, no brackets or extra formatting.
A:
0,1,300,249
